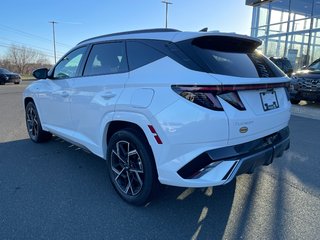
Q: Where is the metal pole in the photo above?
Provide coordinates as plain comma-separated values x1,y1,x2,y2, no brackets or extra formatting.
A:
162,1,172,28
306,0,315,66
49,21,57,64
165,3,168,28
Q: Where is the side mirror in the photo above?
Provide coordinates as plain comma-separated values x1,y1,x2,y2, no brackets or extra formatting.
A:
33,68,49,79
301,65,307,70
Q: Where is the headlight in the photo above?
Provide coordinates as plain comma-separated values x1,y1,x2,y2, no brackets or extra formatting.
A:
289,83,295,91
289,78,300,91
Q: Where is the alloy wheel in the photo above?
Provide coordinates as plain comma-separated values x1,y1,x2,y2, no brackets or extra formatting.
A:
110,140,144,196
26,106,39,139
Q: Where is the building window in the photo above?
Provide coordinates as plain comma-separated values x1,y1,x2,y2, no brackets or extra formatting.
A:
250,0,320,69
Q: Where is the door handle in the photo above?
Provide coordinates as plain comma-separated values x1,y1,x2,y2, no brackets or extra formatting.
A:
61,91,69,98
102,92,116,100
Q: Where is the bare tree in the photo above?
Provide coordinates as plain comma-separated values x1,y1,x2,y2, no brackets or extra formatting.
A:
0,59,12,71
4,45,50,75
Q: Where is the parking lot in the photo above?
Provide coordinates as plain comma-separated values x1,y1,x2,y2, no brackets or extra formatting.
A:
0,81,319,240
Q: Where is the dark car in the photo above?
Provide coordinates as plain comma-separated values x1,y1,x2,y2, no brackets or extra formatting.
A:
270,57,294,77
290,59,320,104
0,68,21,85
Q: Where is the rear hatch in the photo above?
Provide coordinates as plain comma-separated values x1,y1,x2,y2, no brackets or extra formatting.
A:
175,34,291,144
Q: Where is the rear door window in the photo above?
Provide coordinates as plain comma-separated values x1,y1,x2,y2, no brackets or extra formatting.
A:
83,42,128,76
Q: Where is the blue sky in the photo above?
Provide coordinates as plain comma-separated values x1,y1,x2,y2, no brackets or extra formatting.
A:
0,0,253,63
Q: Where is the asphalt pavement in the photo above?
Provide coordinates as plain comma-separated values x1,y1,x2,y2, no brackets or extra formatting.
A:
0,81,319,240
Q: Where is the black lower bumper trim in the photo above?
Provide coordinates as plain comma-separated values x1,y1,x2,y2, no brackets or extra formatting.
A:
177,127,290,180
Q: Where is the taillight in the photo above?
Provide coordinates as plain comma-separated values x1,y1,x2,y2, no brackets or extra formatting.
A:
172,82,289,111
171,85,224,111
219,92,246,111
171,85,246,111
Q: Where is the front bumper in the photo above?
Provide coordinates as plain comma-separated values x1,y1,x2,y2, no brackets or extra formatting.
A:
175,127,290,186
290,89,320,101
290,81,320,101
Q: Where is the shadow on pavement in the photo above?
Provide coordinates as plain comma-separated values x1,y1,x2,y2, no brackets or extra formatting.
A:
269,116,320,196
0,137,236,239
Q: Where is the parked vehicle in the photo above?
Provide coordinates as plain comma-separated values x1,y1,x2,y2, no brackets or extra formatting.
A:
24,29,291,205
0,68,21,85
290,58,320,104
269,57,294,77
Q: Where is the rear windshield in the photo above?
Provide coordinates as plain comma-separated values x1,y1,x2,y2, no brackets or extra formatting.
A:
176,36,285,78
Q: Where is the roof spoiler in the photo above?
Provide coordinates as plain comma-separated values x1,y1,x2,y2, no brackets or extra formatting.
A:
192,35,262,53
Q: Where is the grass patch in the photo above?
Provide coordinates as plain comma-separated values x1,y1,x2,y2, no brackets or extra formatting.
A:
21,75,35,81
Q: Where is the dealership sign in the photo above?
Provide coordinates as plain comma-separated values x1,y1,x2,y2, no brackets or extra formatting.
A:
246,0,272,6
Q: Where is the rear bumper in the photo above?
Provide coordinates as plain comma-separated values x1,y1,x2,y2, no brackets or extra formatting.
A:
176,127,290,186
224,129,289,183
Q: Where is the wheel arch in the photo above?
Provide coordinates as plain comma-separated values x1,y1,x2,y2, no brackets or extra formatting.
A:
101,112,162,170
106,121,148,145
105,120,156,159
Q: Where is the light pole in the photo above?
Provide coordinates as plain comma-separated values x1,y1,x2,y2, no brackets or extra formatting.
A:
49,21,58,63
161,1,172,28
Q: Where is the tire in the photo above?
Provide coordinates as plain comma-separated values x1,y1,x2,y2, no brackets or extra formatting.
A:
290,99,300,104
0,80,5,85
25,101,52,143
107,129,159,205
14,82,20,84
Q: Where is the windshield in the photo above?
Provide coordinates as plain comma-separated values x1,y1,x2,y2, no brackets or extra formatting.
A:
308,60,320,70
0,68,11,74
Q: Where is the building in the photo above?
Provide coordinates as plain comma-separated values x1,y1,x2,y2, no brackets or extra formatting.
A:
247,0,320,69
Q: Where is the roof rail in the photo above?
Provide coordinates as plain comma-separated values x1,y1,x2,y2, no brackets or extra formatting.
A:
78,28,181,45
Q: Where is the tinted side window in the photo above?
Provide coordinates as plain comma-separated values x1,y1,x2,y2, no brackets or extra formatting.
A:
53,47,87,79
83,42,127,76
127,41,165,71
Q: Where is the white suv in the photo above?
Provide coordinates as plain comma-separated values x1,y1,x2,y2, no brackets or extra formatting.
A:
24,29,290,205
